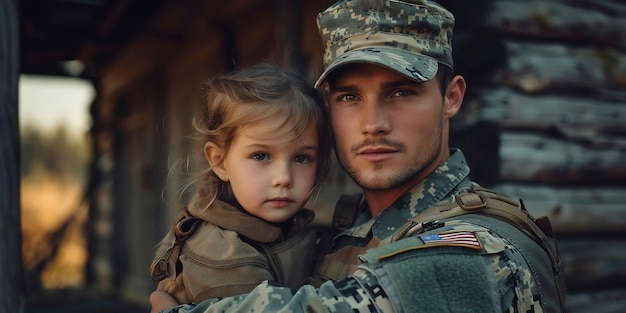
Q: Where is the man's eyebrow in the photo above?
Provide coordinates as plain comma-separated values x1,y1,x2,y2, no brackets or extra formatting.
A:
328,84,358,94
329,79,423,93
381,79,423,89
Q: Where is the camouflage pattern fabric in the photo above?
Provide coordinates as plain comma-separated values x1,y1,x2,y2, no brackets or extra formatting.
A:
377,219,545,312
315,0,455,87
159,149,550,312
333,149,472,247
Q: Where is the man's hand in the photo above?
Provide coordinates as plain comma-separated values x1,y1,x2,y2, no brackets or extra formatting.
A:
150,291,179,313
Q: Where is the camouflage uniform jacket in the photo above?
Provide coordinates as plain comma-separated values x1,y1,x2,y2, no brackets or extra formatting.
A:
161,149,555,313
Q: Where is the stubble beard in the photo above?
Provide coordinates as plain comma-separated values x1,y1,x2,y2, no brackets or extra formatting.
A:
338,120,444,192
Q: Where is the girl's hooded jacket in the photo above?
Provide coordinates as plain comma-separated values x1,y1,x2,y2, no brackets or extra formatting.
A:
150,199,319,304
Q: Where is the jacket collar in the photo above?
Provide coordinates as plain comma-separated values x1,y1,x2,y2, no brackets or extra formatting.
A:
188,199,282,243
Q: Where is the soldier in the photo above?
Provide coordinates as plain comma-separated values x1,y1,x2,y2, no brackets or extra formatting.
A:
151,0,566,312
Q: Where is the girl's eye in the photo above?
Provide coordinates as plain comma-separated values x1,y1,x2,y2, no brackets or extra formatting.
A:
294,155,311,164
251,153,269,161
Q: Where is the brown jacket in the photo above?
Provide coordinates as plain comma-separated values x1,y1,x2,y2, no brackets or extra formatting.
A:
150,200,318,304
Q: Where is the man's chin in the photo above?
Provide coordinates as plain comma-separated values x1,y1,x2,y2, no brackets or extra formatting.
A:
352,174,396,191
341,160,403,189
351,167,419,191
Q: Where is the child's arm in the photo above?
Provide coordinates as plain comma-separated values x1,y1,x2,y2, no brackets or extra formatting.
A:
149,291,179,313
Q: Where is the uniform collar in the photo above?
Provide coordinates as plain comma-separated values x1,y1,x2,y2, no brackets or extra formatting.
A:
339,149,473,240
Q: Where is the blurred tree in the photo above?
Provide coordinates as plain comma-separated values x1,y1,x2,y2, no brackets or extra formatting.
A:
21,124,89,181
20,124,90,292
20,126,43,175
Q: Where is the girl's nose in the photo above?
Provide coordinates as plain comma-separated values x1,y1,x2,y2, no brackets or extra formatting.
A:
272,163,293,188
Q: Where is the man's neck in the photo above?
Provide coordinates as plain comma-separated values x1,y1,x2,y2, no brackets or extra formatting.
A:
364,188,409,217
364,149,452,217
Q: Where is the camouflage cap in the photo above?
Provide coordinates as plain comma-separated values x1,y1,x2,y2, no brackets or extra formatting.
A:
315,0,455,87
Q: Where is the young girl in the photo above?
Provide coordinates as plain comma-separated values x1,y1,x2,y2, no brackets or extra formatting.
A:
149,63,331,306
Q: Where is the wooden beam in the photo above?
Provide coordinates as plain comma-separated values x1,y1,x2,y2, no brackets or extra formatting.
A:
0,0,24,311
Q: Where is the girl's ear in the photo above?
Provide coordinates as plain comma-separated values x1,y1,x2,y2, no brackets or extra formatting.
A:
204,142,229,181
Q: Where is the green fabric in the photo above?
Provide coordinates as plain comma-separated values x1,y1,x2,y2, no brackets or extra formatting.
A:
460,214,563,312
383,252,498,312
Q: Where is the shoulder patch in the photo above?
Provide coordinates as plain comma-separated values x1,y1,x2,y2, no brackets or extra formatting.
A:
419,231,483,251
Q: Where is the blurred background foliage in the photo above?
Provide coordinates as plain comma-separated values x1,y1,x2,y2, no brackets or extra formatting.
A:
21,124,89,181
20,123,90,291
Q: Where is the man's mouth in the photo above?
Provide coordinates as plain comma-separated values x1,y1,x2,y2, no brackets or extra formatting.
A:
357,146,397,161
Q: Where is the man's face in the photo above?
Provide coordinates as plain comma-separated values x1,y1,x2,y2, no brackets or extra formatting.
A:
327,64,452,191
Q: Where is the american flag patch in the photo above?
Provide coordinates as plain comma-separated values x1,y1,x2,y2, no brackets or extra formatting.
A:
419,231,482,250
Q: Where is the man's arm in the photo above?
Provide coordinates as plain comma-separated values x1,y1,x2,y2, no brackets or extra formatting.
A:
153,246,507,313
153,269,396,313
152,221,555,313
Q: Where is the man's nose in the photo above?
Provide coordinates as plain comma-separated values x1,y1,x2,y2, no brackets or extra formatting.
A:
361,100,391,135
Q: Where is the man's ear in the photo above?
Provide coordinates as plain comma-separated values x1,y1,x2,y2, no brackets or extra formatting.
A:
443,75,466,119
204,142,229,181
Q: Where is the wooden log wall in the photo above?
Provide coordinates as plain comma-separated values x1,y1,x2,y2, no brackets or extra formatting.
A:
443,0,626,311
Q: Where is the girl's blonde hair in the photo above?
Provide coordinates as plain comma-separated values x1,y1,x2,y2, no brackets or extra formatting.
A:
189,63,331,211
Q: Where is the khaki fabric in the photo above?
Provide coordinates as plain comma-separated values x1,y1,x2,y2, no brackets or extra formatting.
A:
151,200,317,304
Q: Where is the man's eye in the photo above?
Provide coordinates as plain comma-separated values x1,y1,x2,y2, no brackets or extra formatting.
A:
392,89,413,97
252,153,269,161
294,155,311,164
336,94,358,102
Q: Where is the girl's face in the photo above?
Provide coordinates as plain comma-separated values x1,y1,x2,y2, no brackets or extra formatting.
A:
221,118,319,223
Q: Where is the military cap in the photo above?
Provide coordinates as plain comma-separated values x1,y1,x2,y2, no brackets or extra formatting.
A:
315,0,455,87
